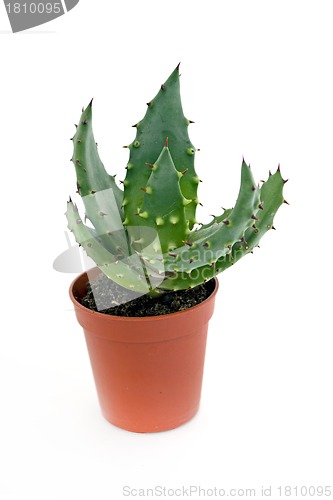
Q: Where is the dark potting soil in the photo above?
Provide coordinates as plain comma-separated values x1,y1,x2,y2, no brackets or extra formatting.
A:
79,273,216,317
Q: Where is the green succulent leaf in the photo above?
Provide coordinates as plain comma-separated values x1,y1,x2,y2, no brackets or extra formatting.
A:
160,168,285,290
71,101,128,254
123,65,199,229
66,200,151,294
163,160,260,273
137,144,191,253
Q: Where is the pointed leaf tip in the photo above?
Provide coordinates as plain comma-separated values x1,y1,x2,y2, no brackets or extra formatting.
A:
165,137,169,147
176,62,181,71
89,98,94,108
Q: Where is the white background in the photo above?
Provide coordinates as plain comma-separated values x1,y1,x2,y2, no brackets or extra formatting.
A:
0,1,332,499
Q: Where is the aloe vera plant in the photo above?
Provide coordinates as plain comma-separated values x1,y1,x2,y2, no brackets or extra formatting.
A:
66,65,287,295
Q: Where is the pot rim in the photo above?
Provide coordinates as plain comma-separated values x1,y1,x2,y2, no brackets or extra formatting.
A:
69,267,219,323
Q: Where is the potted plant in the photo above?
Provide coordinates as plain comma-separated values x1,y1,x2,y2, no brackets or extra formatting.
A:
67,64,287,433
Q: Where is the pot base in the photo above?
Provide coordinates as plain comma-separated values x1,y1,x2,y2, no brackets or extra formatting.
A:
102,406,200,433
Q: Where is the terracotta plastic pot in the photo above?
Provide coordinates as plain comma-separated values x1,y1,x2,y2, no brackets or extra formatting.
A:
69,268,218,433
